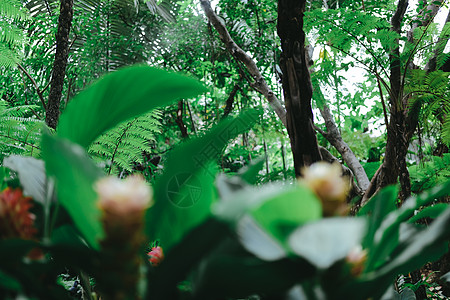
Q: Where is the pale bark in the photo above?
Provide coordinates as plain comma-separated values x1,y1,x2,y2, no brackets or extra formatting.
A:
306,44,370,192
199,0,287,127
317,105,370,192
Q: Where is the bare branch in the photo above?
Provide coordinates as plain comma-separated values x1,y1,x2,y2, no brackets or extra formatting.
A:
199,0,287,126
318,105,370,191
17,63,47,111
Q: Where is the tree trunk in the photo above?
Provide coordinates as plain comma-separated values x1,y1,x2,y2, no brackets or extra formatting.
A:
223,84,239,118
46,0,73,129
277,0,322,175
175,100,189,138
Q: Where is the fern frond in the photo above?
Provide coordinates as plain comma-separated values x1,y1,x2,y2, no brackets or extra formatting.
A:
0,43,18,68
0,101,44,159
0,19,25,45
410,153,450,192
0,0,30,20
89,110,161,175
442,114,450,146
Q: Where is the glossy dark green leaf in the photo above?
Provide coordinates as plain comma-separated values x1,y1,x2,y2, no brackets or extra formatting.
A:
362,208,450,289
359,185,398,269
146,110,260,251
408,203,449,223
42,134,104,250
192,254,314,299
0,269,21,291
366,181,450,272
0,239,38,261
147,218,229,299
49,225,99,273
57,65,207,148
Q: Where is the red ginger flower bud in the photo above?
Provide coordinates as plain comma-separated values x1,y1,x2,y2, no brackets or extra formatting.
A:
346,245,367,277
147,246,164,266
0,187,37,240
95,175,153,300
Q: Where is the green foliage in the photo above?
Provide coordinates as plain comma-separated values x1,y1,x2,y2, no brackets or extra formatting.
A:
3,0,450,298
0,0,30,20
0,0,30,68
42,134,104,250
89,110,161,175
57,65,206,148
2,61,450,299
147,109,261,252
0,100,44,160
406,69,450,144
409,154,450,193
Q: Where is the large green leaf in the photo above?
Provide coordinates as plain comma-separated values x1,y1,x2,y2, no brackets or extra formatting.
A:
408,203,449,223
229,184,321,261
359,185,398,270
289,217,367,269
57,65,207,148
250,185,322,242
146,110,260,251
358,207,450,296
365,181,450,272
0,269,21,291
147,218,229,299
191,253,314,299
3,155,46,204
42,134,104,250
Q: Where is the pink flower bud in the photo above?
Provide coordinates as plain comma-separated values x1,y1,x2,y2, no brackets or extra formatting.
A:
147,246,164,266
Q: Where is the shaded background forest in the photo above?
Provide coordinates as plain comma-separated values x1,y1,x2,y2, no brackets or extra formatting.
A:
2,0,450,299
1,0,449,194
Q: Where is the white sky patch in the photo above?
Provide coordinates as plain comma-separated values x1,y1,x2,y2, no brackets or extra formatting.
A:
310,1,449,137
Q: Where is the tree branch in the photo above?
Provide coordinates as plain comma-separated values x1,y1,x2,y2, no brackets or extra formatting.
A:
318,105,370,191
175,100,189,138
199,0,287,126
17,63,47,111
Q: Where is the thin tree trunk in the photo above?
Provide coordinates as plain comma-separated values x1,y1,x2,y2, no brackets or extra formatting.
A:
363,0,440,205
277,0,322,175
46,0,73,129
223,84,239,118
362,0,409,203
175,100,189,138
